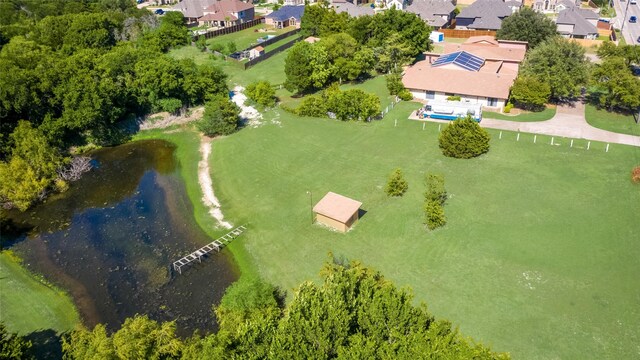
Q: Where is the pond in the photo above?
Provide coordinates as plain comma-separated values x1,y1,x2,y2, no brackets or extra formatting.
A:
1,140,238,337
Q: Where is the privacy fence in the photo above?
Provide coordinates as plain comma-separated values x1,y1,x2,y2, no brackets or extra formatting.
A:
202,17,265,39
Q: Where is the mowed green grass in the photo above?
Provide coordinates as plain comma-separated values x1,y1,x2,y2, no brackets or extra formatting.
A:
585,104,640,136
205,24,295,53
209,103,640,359
0,252,79,334
169,46,289,87
484,107,557,122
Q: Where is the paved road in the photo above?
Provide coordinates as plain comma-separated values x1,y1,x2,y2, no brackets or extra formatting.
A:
482,102,640,147
614,0,640,44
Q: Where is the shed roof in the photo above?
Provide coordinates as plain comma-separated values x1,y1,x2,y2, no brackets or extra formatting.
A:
313,192,362,223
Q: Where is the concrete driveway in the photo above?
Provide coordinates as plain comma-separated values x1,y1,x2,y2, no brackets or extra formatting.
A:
481,101,640,147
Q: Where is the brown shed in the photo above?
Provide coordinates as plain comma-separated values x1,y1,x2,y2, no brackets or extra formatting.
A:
313,192,362,233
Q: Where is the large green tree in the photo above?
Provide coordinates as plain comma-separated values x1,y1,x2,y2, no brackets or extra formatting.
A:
284,41,330,93
0,121,64,211
496,7,557,48
590,56,640,111
520,37,589,100
509,75,551,111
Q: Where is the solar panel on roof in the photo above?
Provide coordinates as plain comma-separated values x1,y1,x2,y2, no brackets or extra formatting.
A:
432,51,484,72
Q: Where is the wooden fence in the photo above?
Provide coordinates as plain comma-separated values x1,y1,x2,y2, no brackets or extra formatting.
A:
202,17,265,39
245,28,300,51
439,28,497,39
243,37,301,69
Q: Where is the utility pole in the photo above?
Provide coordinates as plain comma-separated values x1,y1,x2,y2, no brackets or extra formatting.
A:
620,0,631,35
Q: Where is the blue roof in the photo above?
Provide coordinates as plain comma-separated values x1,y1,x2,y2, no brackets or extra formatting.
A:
432,51,485,72
266,5,305,22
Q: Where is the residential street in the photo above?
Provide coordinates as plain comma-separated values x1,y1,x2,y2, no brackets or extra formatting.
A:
613,0,640,44
481,101,640,147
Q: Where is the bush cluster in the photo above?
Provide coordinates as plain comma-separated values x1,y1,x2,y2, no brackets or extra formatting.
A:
438,116,491,159
296,84,380,121
245,81,276,108
424,174,447,230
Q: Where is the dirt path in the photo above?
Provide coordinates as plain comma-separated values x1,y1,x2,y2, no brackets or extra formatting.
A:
198,137,233,229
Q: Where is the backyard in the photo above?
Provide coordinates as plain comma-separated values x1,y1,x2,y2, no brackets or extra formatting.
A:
205,23,297,54
197,101,640,359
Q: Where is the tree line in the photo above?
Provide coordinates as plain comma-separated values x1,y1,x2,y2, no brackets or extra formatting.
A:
496,7,640,112
0,1,230,210
284,6,431,94
55,260,510,360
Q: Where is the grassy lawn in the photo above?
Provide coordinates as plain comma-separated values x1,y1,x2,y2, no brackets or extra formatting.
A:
206,24,296,53
484,107,557,122
585,104,640,136
204,102,640,359
169,45,289,86
0,251,79,335
263,36,301,53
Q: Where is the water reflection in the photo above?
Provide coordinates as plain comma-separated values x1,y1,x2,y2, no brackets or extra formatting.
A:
1,140,237,336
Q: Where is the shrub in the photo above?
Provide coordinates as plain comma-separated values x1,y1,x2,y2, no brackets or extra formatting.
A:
425,173,446,205
196,35,207,52
438,116,491,159
210,43,224,53
632,166,640,183
504,102,514,113
386,72,404,95
197,96,240,137
398,89,413,101
386,168,408,196
446,95,461,101
155,98,182,114
424,200,446,229
245,81,276,108
297,95,328,117
225,41,237,54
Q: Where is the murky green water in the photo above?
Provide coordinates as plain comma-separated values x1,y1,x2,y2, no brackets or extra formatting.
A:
1,140,237,336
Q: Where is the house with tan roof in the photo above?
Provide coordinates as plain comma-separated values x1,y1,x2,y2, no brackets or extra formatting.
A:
402,36,527,112
406,0,456,29
173,0,254,27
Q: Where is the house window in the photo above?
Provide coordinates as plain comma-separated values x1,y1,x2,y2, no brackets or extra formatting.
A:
445,93,455,96
425,91,435,99
487,98,498,107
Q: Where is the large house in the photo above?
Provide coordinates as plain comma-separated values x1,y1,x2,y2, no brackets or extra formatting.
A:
406,0,456,29
172,0,254,27
455,0,520,30
265,5,305,28
332,0,375,17
556,6,598,39
532,0,579,12
402,36,527,111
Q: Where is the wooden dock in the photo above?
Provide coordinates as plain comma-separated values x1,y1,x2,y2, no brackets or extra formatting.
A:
172,225,247,274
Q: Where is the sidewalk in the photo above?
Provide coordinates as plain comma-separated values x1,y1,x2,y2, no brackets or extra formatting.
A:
409,102,640,147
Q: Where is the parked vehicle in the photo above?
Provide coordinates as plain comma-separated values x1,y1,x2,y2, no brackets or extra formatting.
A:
154,9,164,15
417,101,483,122
630,0,637,5
630,15,637,23
637,36,640,43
